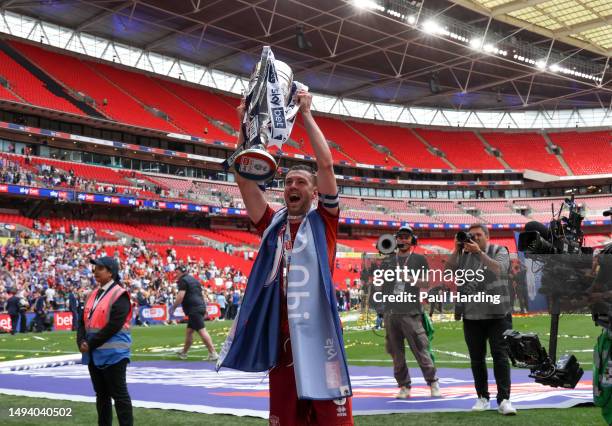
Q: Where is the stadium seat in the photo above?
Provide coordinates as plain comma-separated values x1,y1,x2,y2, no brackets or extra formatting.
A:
12,40,178,132
349,121,449,168
482,132,566,175
0,84,21,102
88,62,230,140
314,116,400,165
547,131,612,175
415,129,504,169
0,48,84,115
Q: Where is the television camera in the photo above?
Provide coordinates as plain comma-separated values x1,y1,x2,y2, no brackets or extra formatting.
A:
507,193,595,389
503,330,583,388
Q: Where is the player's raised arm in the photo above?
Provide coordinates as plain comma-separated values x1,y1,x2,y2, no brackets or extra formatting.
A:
233,98,267,223
297,91,338,215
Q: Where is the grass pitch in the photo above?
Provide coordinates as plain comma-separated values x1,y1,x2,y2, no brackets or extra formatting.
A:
0,314,605,425
0,314,600,368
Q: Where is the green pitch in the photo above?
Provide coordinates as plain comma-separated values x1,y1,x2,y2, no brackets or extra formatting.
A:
0,314,605,425
0,314,601,368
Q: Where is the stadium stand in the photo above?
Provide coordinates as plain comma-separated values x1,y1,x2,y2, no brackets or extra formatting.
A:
349,121,449,168
0,83,21,102
156,78,240,139
482,131,566,175
547,131,612,175
2,40,609,178
11,40,177,132
3,148,611,228
88,62,229,140
28,157,131,186
0,48,84,115
210,229,261,246
289,115,354,163
415,129,504,169
314,116,399,165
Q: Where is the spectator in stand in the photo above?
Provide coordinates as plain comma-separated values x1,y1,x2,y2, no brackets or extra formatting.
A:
0,236,249,333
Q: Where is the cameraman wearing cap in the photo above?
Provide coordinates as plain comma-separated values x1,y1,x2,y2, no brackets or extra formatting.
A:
379,226,440,399
169,265,218,361
77,256,133,426
446,224,514,415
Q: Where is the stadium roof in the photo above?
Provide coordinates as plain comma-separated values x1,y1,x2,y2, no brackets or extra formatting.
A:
3,0,612,111
456,0,612,53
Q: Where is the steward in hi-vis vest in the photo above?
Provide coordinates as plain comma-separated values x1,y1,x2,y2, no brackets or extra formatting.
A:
82,282,132,366
77,256,133,426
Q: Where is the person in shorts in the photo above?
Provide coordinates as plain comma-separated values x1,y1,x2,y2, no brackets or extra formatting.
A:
169,265,218,361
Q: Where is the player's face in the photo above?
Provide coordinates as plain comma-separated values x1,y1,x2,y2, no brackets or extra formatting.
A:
284,170,316,216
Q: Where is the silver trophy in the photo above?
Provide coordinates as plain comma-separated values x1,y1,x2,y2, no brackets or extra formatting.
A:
225,46,305,182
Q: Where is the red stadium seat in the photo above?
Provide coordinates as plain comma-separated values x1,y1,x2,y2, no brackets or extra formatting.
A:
547,131,612,175
12,40,178,132
415,129,504,169
482,132,566,175
314,116,401,166
0,84,21,102
349,121,449,168
88,62,231,141
0,48,84,115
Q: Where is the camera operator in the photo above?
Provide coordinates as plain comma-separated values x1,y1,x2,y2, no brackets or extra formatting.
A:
446,224,515,415
589,208,612,425
378,226,440,399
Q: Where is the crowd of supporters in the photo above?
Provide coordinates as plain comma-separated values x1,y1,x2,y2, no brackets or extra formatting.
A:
0,235,248,332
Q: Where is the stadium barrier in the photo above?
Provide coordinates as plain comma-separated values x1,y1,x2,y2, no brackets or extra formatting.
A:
0,303,222,333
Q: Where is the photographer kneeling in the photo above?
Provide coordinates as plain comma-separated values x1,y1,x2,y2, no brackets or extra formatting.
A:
446,224,515,415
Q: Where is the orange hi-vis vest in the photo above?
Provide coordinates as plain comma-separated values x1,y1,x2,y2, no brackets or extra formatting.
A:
82,283,132,367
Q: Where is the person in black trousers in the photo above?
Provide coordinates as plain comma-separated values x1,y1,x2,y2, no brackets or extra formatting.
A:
5,289,20,335
446,224,515,415
33,290,46,332
67,286,79,331
77,257,133,426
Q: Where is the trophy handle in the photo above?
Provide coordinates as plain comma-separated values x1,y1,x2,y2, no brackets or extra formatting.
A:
246,47,271,117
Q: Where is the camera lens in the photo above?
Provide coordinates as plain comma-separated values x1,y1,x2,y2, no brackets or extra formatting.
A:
456,231,471,243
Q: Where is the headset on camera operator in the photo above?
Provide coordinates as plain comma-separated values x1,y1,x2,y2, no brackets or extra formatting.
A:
446,223,515,415
377,226,440,399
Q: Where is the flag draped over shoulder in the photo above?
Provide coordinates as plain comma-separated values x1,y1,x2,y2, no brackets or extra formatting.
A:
217,207,352,400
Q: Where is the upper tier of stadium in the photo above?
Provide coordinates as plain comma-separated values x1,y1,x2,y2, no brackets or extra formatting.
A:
0,38,610,176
